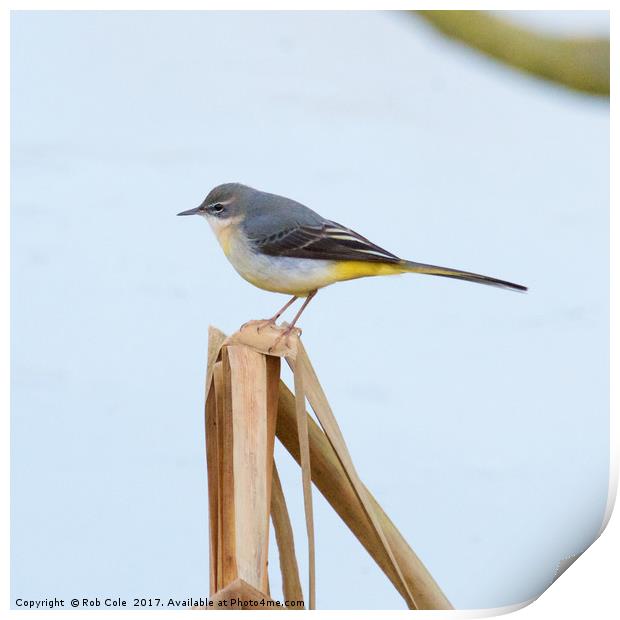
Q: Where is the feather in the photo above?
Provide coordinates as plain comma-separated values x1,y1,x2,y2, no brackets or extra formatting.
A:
250,220,401,264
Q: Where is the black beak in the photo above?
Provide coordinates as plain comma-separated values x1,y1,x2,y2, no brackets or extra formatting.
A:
177,206,203,216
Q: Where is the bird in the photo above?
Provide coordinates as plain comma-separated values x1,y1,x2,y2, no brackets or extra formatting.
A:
178,183,526,345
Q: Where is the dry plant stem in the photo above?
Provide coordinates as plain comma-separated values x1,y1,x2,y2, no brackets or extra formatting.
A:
275,383,453,610
206,326,452,610
205,327,227,399
213,363,228,592
291,359,316,610
288,344,417,610
270,464,305,607
205,362,221,594
205,338,280,597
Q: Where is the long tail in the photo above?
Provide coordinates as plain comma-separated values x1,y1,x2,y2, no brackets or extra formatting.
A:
401,260,527,292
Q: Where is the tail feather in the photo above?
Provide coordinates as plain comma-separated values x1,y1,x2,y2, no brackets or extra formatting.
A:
401,260,527,292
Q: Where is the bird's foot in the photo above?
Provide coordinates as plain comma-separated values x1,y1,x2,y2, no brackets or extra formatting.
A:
268,325,302,354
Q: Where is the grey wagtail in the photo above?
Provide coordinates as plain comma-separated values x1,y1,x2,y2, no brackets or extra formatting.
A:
178,183,526,338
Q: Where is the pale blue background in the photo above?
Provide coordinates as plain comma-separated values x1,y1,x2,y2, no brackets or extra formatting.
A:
11,11,609,610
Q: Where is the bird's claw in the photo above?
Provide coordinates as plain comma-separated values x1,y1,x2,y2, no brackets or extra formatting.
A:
267,326,302,354
256,320,275,334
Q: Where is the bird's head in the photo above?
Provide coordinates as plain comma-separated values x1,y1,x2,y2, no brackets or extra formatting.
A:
177,183,253,222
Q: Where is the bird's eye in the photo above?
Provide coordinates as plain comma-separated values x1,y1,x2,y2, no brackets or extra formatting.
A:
210,203,225,214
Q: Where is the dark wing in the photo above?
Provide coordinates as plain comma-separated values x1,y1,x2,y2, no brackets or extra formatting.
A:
249,220,401,263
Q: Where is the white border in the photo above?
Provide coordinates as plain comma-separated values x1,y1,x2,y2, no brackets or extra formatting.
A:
3,2,615,618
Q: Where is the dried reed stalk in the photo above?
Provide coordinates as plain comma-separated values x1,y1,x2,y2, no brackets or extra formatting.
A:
204,333,279,597
206,326,452,610
275,381,452,609
270,463,304,607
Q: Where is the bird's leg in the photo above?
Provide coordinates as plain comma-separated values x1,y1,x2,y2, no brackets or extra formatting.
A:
241,295,299,333
269,295,300,325
256,295,299,332
286,290,317,332
268,290,317,353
